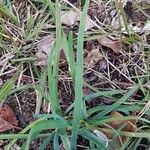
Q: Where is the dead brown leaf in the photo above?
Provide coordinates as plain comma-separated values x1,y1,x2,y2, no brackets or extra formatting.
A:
109,111,137,132
107,111,137,149
85,49,102,68
0,104,20,133
98,37,122,53
61,11,79,27
61,11,95,31
0,104,18,126
0,117,16,132
35,35,55,66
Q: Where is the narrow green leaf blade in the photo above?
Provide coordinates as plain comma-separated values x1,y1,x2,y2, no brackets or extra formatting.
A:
25,119,69,150
79,128,109,150
92,85,139,119
71,0,90,149
0,77,16,101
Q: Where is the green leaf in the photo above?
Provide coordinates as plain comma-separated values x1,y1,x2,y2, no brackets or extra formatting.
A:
47,0,62,115
84,89,126,101
79,128,109,150
39,133,55,150
92,85,139,119
53,133,59,150
62,32,76,84
59,134,71,150
25,14,49,41
0,76,16,101
88,103,150,117
126,138,142,150
0,2,19,24
71,0,90,149
25,119,69,150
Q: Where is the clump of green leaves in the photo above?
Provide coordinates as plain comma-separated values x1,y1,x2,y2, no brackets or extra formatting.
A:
0,0,150,150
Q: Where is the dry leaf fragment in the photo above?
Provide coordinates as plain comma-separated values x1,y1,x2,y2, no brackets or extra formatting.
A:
109,111,137,132
0,104,20,133
85,19,95,31
98,37,122,53
35,35,55,66
108,111,123,129
61,11,95,31
0,104,18,126
107,111,137,149
0,117,16,132
61,11,79,27
85,49,102,68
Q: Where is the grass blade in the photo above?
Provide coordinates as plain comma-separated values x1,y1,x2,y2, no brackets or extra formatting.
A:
78,128,109,150
54,133,59,150
62,32,76,84
47,0,62,114
0,76,16,102
84,89,126,101
92,85,139,119
25,119,69,150
0,2,19,24
71,0,90,149
39,133,55,150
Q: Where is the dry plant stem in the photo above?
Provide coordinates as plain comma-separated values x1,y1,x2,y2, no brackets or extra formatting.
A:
15,94,22,112
35,90,42,114
0,68,17,77
17,68,25,88
0,53,14,75
29,63,35,85
104,56,135,84
139,101,150,117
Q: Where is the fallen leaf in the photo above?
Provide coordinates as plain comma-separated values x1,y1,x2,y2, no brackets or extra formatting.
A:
35,35,55,66
61,10,95,31
109,111,137,132
61,11,79,27
0,117,16,132
85,49,102,68
108,111,123,129
85,19,95,31
0,104,18,126
98,37,122,53
106,111,137,148
36,53,47,66
0,104,20,133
